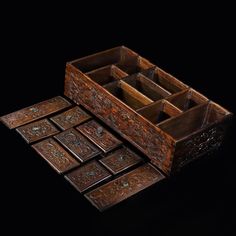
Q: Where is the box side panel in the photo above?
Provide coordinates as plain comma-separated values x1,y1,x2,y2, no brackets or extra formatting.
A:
171,115,232,172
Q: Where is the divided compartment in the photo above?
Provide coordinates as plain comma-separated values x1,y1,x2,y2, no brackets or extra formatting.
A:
116,56,155,75
137,100,182,125
86,65,128,86
71,46,149,73
166,89,209,111
122,73,171,101
104,80,153,110
142,67,189,93
158,102,230,141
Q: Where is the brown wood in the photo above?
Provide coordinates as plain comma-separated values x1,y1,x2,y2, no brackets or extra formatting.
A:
1,88,232,210
16,119,60,143
64,46,233,175
85,163,165,211
99,146,143,174
76,120,122,153
50,106,91,130
137,100,182,125
86,65,128,85
32,138,80,174
123,73,171,100
54,128,101,162
142,67,189,93
0,96,71,129
65,161,111,193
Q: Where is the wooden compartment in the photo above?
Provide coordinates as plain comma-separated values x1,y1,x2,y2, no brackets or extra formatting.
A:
158,104,210,140
137,100,182,125
104,80,153,110
64,46,232,175
166,89,209,111
86,65,128,86
123,73,171,101
116,56,155,75
142,67,189,93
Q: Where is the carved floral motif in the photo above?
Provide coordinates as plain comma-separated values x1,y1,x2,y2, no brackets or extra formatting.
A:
85,163,164,211
54,128,101,162
1,96,71,129
77,120,122,153
100,147,142,174
50,106,91,130
176,126,225,168
32,138,79,173
65,161,111,192
16,119,59,143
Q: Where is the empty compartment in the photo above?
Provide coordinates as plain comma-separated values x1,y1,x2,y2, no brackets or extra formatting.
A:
70,46,138,73
142,67,189,93
166,89,208,111
203,102,232,126
137,100,182,125
116,56,155,75
86,65,128,86
158,102,230,140
104,80,153,110
123,73,171,101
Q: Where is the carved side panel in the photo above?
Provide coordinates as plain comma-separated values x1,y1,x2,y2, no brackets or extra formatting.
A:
64,64,175,174
173,123,228,171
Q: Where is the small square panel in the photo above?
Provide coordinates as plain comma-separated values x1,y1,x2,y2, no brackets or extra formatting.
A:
100,147,143,174
50,106,91,130
16,119,59,143
77,120,122,153
32,138,80,174
54,128,101,162
65,161,111,192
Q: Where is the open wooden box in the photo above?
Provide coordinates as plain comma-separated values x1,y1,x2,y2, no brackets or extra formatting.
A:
64,46,232,175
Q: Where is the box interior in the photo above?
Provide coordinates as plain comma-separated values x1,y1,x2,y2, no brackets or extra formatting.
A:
69,46,231,142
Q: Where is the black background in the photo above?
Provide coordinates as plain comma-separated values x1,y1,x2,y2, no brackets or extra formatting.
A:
0,4,235,236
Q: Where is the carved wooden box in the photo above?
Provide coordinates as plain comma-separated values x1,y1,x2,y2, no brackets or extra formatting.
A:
64,46,232,175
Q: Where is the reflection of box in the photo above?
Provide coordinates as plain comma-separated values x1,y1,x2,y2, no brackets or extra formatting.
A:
65,46,233,175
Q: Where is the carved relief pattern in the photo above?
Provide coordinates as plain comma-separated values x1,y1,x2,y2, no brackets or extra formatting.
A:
1,96,71,129
77,120,122,152
177,126,225,168
65,161,111,192
32,138,79,173
54,128,101,162
50,106,91,130
65,67,174,174
85,163,164,211
16,119,59,143
100,147,142,174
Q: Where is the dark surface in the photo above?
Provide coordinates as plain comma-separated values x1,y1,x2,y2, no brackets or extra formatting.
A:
0,5,235,236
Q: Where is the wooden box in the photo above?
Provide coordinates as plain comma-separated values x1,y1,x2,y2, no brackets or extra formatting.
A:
64,46,232,175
